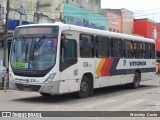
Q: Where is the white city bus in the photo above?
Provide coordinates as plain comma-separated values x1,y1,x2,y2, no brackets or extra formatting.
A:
9,22,156,98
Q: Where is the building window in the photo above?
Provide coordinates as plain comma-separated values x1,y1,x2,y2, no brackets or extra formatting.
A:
109,28,112,32
94,0,99,5
76,0,80,3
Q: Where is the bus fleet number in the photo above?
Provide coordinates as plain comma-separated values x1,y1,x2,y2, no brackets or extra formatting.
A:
83,62,89,67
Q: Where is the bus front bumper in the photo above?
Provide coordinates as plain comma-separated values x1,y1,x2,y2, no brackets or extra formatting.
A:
9,80,60,95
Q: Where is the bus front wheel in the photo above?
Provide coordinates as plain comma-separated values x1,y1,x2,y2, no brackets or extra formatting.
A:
78,76,91,98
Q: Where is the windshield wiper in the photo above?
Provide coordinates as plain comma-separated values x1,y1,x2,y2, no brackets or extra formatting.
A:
34,35,46,51
31,35,46,60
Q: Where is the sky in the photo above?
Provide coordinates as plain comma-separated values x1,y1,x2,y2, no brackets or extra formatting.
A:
101,0,160,22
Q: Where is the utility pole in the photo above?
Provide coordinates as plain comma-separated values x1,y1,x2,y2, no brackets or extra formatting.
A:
4,0,10,36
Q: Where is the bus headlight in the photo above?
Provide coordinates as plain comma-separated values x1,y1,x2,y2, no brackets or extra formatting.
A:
44,73,56,83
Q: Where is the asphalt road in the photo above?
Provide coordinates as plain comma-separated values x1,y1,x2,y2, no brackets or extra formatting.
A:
0,75,160,120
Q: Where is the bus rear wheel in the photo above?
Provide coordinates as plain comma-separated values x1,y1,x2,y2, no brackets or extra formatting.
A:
78,76,91,98
130,72,141,89
40,93,52,97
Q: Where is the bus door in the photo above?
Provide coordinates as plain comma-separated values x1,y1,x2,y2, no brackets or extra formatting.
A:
59,31,79,92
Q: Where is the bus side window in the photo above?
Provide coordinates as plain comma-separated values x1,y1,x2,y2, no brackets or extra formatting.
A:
151,44,156,59
144,43,151,59
96,36,110,58
123,40,134,58
111,38,123,58
134,41,143,59
80,34,94,58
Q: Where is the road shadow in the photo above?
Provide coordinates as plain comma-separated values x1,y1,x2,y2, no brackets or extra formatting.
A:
11,84,160,104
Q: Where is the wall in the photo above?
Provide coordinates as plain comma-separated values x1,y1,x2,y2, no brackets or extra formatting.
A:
106,11,122,33
121,8,134,35
134,19,160,52
66,0,101,13
134,20,147,37
64,3,108,30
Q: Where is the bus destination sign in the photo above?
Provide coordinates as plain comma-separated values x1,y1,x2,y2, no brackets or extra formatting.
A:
16,26,59,35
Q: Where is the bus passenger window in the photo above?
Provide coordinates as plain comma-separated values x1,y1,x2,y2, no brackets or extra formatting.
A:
96,36,110,58
111,38,123,58
151,44,156,59
134,42,143,59
123,40,134,58
144,43,151,59
80,34,94,58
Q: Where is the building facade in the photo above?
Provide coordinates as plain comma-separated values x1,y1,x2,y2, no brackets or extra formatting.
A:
102,8,134,34
0,0,106,31
64,3,108,30
121,8,134,35
134,19,160,54
102,9,122,33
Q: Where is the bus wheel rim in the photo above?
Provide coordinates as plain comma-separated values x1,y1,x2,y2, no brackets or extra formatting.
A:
80,81,88,93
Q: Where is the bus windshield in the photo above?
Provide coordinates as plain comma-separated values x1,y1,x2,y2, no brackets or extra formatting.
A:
11,36,58,71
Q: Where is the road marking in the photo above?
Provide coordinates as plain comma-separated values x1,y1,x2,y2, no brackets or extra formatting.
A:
106,99,145,111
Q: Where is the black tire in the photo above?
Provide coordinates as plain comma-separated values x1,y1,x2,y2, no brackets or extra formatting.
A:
40,93,52,96
78,76,91,98
130,72,141,89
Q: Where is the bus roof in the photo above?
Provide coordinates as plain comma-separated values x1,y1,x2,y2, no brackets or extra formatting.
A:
16,22,155,44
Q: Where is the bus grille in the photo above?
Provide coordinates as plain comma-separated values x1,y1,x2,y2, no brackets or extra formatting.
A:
15,83,41,91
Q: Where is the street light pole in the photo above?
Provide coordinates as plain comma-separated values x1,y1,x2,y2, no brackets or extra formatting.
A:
18,6,26,26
